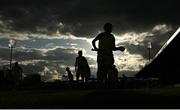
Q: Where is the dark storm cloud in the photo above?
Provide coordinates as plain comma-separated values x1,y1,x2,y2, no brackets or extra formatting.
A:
0,46,95,68
19,48,74,62
125,43,161,60
21,62,45,75
119,28,176,59
44,47,95,67
44,48,76,63
0,0,179,36
0,47,10,60
13,49,42,61
0,47,42,61
0,17,13,32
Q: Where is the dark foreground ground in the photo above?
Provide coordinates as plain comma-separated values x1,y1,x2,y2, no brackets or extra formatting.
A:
1,86,180,109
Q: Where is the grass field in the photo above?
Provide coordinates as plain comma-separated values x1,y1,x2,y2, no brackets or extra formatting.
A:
1,87,180,108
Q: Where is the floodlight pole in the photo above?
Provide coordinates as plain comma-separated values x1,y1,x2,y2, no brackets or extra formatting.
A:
9,39,16,70
147,41,152,87
148,48,151,62
147,42,152,62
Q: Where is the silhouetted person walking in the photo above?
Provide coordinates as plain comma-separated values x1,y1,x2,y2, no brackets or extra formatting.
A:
75,50,91,83
12,62,23,87
66,67,74,82
92,23,119,88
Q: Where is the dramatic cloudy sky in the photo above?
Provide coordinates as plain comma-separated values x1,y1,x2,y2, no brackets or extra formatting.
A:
0,0,179,81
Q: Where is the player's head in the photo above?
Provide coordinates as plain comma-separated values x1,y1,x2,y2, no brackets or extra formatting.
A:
78,50,83,56
104,23,112,33
66,67,70,71
15,62,18,66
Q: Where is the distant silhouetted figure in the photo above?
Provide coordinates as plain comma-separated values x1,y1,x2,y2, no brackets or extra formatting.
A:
12,62,23,87
92,23,120,87
108,65,119,87
66,67,74,82
75,50,91,83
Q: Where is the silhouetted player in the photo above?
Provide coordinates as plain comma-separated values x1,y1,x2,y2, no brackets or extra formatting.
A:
66,67,74,82
75,50,90,83
92,23,124,87
12,62,23,86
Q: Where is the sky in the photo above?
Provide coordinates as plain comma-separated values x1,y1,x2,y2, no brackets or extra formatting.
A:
0,0,179,82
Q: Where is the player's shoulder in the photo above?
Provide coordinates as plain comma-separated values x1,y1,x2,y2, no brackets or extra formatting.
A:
97,32,105,37
99,32,113,36
82,56,86,59
110,33,114,37
109,33,115,39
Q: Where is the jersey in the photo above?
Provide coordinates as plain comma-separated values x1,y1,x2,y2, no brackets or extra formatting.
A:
97,32,115,54
95,32,115,65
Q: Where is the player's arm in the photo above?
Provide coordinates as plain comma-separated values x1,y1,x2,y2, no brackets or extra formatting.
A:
75,58,78,72
112,36,125,51
112,36,117,51
92,35,100,51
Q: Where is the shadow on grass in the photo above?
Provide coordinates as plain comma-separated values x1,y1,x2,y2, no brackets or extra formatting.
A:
1,88,180,108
